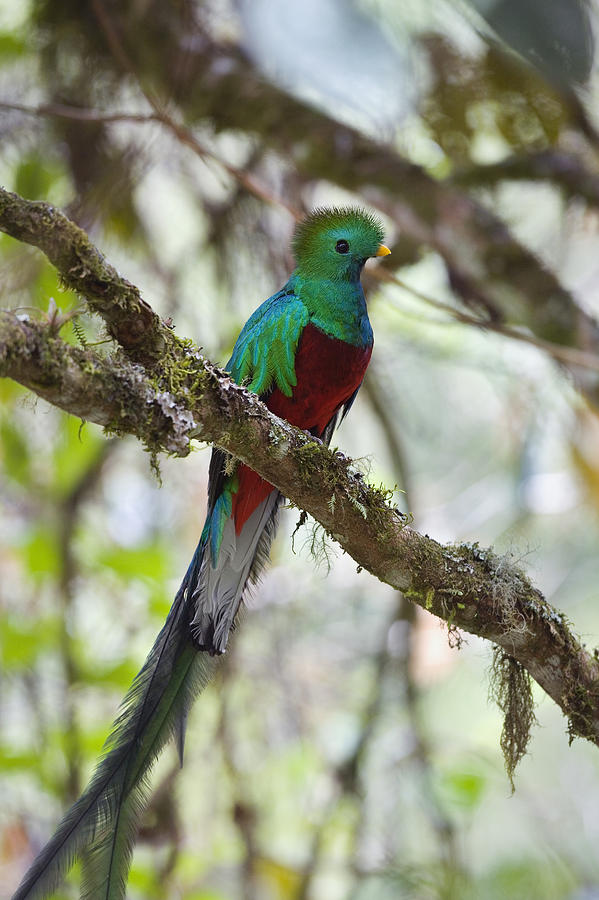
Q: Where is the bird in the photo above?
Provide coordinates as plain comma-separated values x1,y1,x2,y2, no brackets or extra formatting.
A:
13,206,390,900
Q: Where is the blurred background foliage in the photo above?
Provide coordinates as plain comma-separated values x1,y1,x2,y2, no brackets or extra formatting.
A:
2,0,599,898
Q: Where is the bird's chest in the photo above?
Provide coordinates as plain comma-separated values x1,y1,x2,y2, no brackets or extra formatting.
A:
267,323,372,434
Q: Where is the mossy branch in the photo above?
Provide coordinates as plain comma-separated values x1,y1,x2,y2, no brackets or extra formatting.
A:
0,187,177,366
2,305,599,757
0,310,196,456
2,190,599,770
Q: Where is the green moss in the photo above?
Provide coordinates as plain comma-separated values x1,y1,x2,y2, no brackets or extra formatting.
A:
561,646,599,744
72,316,88,348
151,335,207,400
293,443,342,509
305,520,336,572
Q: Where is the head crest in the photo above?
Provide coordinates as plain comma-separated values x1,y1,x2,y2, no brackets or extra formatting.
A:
292,206,384,261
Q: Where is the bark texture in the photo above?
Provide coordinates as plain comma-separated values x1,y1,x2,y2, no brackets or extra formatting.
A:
1,186,599,753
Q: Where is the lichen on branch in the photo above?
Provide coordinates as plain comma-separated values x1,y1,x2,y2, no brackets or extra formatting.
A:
2,187,599,777
0,187,176,366
489,647,537,790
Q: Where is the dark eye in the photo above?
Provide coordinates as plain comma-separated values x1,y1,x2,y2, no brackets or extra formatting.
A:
335,239,350,254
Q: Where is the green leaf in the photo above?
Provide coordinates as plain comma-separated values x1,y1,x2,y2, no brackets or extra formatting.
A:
95,543,170,581
14,154,66,201
1,615,60,667
0,31,27,59
22,527,61,578
77,657,139,689
0,745,44,771
442,769,487,811
0,418,31,484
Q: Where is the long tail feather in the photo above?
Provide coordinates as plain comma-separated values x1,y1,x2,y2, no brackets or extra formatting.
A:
14,479,283,900
12,547,217,900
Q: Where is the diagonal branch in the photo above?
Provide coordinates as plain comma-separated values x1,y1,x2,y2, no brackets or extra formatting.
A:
1,187,599,756
0,309,196,456
0,188,176,366
1,303,599,749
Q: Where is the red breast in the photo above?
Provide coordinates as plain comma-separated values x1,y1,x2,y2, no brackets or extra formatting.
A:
231,324,372,534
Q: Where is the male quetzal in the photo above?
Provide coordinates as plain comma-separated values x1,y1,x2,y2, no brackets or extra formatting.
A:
13,207,389,900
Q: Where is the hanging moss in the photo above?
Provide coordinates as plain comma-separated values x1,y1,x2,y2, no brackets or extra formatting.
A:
489,646,537,791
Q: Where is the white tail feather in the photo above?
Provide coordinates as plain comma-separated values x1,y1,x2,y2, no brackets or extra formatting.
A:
190,491,281,652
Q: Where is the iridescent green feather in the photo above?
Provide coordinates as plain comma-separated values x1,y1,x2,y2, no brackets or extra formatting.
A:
228,291,309,397
204,471,238,560
292,206,385,280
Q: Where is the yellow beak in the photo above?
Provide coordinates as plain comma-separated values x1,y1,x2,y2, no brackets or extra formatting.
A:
375,244,391,257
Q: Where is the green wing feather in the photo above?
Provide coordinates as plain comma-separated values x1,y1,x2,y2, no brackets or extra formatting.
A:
228,287,309,397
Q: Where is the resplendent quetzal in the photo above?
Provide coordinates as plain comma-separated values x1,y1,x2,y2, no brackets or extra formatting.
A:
13,207,390,900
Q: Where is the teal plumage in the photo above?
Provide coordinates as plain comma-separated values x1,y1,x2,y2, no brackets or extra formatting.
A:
12,207,389,900
231,292,309,396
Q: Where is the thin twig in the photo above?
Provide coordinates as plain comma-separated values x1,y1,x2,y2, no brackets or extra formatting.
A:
1,98,300,217
375,267,599,373
92,0,303,219
5,98,599,375
0,100,158,124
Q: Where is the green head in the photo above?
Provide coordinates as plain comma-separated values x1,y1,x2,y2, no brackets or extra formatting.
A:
292,207,390,281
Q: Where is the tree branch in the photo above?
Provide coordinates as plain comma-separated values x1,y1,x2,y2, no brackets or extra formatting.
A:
0,188,176,366
2,188,599,758
0,310,197,456
1,314,599,751
452,150,599,208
